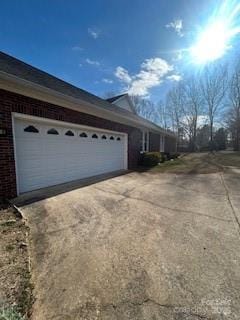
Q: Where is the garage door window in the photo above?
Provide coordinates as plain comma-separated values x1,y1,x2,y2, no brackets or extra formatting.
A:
24,125,39,133
47,128,59,135
65,130,74,136
101,135,107,139
110,136,114,140
80,132,88,138
117,137,121,141
92,134,98,139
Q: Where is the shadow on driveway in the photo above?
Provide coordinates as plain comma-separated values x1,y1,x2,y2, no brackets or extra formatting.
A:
12,170,129,207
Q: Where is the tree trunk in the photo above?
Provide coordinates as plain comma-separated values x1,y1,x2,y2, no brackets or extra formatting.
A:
209,119,214,151
236,128,240,151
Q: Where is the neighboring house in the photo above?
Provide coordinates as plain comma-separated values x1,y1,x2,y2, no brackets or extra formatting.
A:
0,51,176,199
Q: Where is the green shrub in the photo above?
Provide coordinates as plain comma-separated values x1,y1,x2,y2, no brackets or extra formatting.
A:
169,152,180,159
139,151,180,167
164,152,171,160
159,152,165,163
141,152,161,166
163,152,180,160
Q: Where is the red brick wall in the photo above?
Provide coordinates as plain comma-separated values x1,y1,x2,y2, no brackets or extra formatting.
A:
0,89,142,199
149,132,160,152
165,136,177,153
149,132,177,153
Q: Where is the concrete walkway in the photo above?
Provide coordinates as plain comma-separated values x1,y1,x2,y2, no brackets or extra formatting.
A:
14,169,240,320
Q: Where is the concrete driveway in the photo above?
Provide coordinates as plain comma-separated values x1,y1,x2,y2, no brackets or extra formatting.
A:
15,170,240,320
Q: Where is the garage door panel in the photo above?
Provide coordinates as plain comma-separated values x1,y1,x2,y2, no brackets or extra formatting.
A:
16,139,42,153
14,119,126,193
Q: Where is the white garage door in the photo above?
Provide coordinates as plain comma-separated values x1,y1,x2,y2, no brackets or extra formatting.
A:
14,117,127,194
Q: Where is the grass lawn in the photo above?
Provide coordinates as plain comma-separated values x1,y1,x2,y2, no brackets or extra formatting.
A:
213,151,240,168
144,152,240,174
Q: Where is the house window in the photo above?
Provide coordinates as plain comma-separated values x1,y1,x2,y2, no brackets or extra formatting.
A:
47,128,59,135
24,125,39,133
92,134,98,139
141,131,149,152
65,130,74,136
80,132,88,137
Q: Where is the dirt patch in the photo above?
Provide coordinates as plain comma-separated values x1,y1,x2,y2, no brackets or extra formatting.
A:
0,203,33,318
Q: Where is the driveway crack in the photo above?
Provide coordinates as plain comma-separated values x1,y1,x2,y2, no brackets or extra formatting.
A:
103,299,210,319
150,181,226,196
93,186,233,223
220,173,240,236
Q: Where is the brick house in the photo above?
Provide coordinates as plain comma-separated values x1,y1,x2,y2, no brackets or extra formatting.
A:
0,52,176,199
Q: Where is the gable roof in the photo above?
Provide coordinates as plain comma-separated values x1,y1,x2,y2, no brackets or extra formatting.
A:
0,51,175,137
106,94,127,103
106,93,136,114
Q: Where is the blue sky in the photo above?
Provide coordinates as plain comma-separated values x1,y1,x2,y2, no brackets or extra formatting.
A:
1,0,239,102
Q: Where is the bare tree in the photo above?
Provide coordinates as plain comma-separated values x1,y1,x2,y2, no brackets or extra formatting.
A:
196,124,210,151
155,100,172,129
227,62,240,150
201,63,228,149
166,83,185,148
181,76,203,151
131,95,157,122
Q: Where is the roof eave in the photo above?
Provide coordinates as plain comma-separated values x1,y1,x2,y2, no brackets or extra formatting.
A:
0,71,175,137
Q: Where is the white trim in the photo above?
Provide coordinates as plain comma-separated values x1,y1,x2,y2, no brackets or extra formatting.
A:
11,115,20,195
141,130,149,152
0,72,144,129
12,112,126,136
124,135,128,170
0,71,175,137
160,135,165,152
146,132,149,152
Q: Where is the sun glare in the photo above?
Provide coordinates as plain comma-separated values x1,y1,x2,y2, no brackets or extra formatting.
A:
191,21,230,64
190,1,240,64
